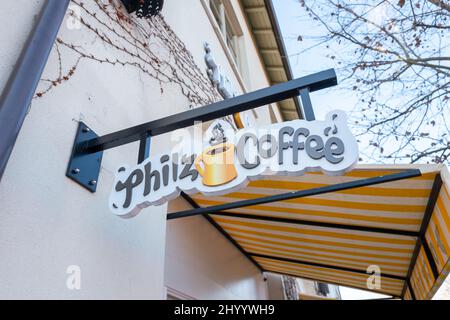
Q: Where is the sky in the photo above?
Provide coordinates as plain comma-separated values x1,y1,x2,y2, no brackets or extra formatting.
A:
272,0,359,121
272,0,391,300
272,0,450,166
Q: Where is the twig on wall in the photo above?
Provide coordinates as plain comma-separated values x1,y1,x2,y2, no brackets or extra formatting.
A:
35,0,221,108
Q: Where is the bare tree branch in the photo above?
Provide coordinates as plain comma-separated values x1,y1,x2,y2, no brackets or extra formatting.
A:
427,0,450,12
298,0,450,164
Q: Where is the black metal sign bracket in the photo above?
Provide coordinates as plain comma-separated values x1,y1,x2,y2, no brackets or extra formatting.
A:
66,69,337,192
66,122,103,193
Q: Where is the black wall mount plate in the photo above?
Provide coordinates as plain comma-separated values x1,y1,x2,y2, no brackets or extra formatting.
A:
66,122,103,193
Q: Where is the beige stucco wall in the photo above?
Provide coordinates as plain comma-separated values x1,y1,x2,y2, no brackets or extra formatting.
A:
166,0,281,128
0,0,171,299
0,0,272,299
166,201,268,300
163,0,270,300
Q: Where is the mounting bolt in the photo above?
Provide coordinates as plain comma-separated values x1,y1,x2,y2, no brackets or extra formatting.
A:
89,180,97,186
72,168,80,174
82,127,90,133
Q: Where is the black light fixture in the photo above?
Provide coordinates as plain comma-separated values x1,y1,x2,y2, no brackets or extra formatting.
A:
121,0,164,18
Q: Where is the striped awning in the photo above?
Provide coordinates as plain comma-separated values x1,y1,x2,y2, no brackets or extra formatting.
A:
175,164,450,299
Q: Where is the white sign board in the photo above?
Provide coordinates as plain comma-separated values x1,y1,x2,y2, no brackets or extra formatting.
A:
110,110,359,218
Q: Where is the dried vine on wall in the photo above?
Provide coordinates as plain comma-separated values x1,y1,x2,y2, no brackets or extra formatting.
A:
36,0,221,108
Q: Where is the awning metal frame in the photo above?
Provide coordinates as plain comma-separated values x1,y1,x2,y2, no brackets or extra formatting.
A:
169,170,422,221
175,169,425,299
176,171,444,300
402,174,442,299
174,169,442,300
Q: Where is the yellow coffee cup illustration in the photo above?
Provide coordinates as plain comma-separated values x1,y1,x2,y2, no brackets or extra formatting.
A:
195,143,238,186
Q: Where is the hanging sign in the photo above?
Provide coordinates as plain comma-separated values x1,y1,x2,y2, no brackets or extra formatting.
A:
109,110,359,218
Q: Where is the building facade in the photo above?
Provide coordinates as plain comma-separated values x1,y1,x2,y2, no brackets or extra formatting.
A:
1,1,449,301
0,0,300,299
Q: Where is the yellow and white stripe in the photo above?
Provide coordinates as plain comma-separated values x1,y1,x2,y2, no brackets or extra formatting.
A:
409,181,450,300
404,287,413,300
213,215,415,277
255,256,405,296
187,165,450,298
193,170,435,232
